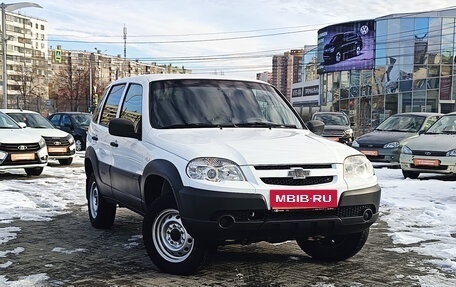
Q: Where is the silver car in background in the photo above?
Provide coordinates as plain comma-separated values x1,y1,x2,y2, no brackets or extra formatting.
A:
400,112,456,179
352,112,441,165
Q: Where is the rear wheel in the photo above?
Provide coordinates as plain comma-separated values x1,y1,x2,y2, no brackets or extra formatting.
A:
25,167,43,176
142,195,209,275
297,229,369,261
402,170,419,179
87,173,116,228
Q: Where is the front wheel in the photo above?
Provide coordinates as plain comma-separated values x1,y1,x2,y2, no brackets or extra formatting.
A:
87,173,116,229
142,196,209,275
297,229,369,261
25,167,43,176
58,158,73,165
402,170,419,179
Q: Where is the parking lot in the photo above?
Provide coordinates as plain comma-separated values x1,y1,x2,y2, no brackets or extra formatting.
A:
1,154,455,286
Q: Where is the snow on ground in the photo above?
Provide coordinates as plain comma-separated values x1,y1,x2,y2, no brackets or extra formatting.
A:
0,152,456,285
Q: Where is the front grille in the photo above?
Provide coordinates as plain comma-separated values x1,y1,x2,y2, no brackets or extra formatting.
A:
260,176,333,186
410,164,447,170
211,204,376,222
323,130,343,136
412,150,447,156
358,143,384,148
0,143,41,152
255,164,332,170
43,136,71,146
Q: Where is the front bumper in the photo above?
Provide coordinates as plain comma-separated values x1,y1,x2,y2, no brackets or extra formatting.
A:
400,154,456,175
178,185,381,242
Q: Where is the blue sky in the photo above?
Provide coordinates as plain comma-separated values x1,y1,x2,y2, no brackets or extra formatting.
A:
15,0,456,78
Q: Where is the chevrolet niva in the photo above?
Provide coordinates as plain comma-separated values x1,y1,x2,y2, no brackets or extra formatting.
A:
84,74,381,275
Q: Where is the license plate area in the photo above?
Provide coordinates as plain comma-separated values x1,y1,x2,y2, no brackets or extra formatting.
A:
48,147,67,153
11,153,35,161
270,190,338,210
361,150,378,156
413,158,440,166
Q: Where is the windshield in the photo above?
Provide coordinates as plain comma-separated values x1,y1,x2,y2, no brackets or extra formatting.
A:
71,114,92,126
149,79,304,129
313,113,349,126
8,112,55,129
0,112,20,129
375,115,425,132
426,114,456,134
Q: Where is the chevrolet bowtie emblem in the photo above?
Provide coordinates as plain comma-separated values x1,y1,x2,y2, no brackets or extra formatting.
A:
288,167,310,179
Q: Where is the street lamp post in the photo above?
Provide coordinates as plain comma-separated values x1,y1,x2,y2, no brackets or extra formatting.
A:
1,2,42,109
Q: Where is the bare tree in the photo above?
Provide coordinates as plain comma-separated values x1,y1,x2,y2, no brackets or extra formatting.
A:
53,64,90,112
13,65,41,110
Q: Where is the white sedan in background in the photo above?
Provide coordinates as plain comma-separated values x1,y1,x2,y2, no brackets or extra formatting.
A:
400,112,456,179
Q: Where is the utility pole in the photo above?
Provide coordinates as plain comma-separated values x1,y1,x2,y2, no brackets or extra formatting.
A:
123,25,127,77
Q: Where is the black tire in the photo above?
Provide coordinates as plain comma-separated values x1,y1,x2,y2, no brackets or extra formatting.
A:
297,229,369,261
142,195,209,275
402,170,419,179
58,158,73,165
87,173,116,229
25,167,43,176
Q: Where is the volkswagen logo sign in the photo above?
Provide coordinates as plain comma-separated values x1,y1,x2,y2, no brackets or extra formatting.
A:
18,145,27,151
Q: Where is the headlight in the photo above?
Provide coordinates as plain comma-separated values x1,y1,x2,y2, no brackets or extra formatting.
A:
0,150,7,164
344,129,353,136
401,145,412,155
344,155,374,179
186,157,245,182
39,137,46,148
447,149,456,157
383,141,399,149
66,134,75,144
351,140,359,148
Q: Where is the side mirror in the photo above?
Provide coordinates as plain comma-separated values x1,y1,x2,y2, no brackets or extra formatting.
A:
306,120,325,135
18,122,27,128
108,118,139,139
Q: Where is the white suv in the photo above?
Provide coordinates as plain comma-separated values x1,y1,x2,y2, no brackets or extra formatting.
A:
2,109,76,165
0,111,48,175
85,74,381,275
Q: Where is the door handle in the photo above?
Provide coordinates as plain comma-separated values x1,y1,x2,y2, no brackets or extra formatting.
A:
91,136,98,141
110,141,118,147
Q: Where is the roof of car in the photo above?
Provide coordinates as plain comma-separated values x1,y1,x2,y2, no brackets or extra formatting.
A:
0,109,38,114
391,112,443,117
109,74,268,85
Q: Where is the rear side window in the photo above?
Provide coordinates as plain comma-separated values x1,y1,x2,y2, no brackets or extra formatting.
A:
99,84,126,127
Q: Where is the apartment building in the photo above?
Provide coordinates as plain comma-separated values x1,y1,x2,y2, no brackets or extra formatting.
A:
0,11,48,110
271,49,304,101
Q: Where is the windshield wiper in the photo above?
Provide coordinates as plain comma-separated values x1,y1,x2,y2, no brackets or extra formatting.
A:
235,121,297,128
161,123,218,129
441,130,456,134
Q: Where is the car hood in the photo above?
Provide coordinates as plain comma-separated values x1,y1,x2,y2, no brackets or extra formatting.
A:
355,130,416,145
150,128,360,165
0,129,43,144
406,134,456,151
25,127,70,138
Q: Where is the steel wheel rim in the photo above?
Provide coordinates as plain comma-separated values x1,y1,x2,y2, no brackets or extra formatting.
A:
75,139,82,151
152,208,194,263
89,181,99,219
